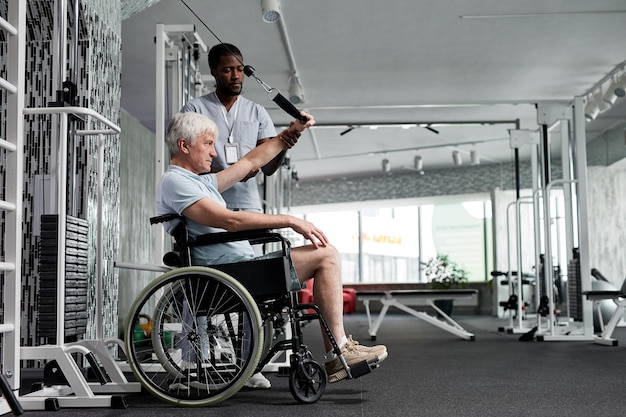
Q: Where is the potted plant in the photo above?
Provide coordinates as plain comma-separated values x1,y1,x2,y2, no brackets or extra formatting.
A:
421,254,469,317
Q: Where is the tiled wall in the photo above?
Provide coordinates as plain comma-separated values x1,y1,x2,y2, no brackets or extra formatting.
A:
291,160,560,207
0,0,121,348
116,109,161,332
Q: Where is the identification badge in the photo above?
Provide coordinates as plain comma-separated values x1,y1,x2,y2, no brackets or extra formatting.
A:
225,143,239,164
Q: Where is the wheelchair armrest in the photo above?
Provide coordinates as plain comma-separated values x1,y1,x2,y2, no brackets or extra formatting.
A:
150,213,180,225
191,229,291,253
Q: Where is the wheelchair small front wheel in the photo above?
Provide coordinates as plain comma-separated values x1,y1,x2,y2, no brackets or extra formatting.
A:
289,358,327,404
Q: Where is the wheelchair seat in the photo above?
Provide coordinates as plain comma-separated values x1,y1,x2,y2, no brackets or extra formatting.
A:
156,213,294,301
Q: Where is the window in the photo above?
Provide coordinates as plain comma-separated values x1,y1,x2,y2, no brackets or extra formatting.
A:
290,196,492,284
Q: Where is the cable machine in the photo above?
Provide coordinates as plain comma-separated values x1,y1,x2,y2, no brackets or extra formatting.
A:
1,0,141,412
534,101,594,341
496,129,540,334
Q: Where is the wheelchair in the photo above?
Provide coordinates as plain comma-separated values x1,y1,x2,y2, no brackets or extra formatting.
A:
124,214,375,406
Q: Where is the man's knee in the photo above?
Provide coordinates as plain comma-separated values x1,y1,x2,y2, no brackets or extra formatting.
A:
320,243,340,264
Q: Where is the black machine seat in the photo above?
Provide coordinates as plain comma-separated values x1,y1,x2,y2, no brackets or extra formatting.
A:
150,213,293,300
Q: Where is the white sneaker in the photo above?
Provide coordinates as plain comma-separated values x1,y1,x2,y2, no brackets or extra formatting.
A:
244,372,271,389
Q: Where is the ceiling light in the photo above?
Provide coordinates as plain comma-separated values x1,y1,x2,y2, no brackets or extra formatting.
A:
382,158,391,173
584,95,600,121
288,76,304,104
414,155,423,171
421,124,440,134
470,150,480,165
594,90,611,113
452,150,463,166
260,0,281,23
602,75,619,105
340,126,355,136
614,75,626,98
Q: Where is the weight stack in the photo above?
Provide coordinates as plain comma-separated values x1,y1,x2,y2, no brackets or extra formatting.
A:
567,248,582,321
38,215,89,343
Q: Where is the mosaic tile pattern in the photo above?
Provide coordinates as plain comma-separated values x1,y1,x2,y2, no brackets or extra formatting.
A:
0,0,121,351
291,161,562,207
120,0,160,20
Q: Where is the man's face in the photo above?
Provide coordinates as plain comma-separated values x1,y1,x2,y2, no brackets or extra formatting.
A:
212,54,244,97
180,131,217,174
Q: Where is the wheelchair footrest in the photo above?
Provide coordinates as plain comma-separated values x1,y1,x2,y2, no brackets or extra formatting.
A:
348,358,378,379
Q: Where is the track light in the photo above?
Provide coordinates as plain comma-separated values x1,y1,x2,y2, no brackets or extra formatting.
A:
614,75,626,98
470,150,480,165
584,94,600,121
452,150,462,166
260,0,281,23
602,75,619,105
382,158,391,173
594,90,611,114
423,125,440,134
340,126,355,136
414,155,423,171
288,76,304,104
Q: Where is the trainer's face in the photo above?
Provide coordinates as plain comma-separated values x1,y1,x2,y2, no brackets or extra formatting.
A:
212,54,244,97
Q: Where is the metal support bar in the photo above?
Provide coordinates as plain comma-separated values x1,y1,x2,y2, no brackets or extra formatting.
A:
75,129,120,340
1,0,26,401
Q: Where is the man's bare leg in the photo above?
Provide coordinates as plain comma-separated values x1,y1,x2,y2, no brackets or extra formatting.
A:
290,244,346,351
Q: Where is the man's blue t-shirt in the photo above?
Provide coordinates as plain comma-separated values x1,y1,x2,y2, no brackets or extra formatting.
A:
156,165,255,265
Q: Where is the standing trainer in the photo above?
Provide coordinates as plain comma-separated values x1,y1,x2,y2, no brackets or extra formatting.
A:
180,43,299,388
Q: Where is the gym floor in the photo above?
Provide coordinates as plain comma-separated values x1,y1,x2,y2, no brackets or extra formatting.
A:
14,313,626,417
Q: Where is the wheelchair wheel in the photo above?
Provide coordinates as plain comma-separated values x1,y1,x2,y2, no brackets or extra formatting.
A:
289,358,327,404
125,266,263,406
260,316,274,365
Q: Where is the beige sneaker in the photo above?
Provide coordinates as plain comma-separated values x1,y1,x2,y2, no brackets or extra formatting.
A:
325,338,388,383
346,335,388,362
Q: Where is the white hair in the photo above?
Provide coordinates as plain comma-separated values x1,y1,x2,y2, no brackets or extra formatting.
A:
165,112,219,156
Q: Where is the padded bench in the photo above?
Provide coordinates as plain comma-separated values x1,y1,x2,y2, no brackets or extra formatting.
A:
357,289,479,341
582,278,626,346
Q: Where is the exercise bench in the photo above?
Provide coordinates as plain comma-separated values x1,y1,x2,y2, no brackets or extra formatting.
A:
582,277,626,346
357,289,479,341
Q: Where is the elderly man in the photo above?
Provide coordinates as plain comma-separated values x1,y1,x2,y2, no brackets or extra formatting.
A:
156,111,387,383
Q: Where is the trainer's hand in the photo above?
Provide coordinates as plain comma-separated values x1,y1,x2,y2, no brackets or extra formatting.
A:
240,167,260,181
278,124,301,149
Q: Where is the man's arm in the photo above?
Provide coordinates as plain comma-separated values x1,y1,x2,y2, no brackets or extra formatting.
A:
216,135,287,192
216,114,313,191
182,196,328,247
260,128,301,176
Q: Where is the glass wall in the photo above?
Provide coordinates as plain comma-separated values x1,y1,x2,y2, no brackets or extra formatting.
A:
291,195,492,284
421,201,492,283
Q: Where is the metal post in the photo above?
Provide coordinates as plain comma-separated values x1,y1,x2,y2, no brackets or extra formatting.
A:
1,0,26,395
573,96,594,338
154,23,167,266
